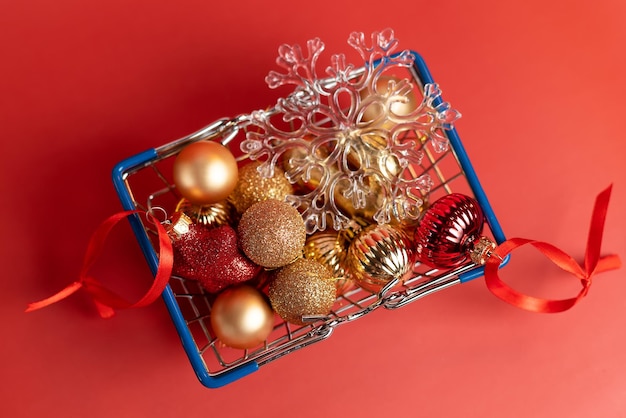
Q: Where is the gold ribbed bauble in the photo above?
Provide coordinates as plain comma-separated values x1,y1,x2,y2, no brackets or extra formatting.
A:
174,198,232,228
229,161,294,215
210,285,275,350
268,258,337,325
347,223,417,293
304,230,353,294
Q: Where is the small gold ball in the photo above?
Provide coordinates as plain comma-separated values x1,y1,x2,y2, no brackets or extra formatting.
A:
269,258,336,325
210,285,275,350
238,199,306,268
229,161,294,214
173,141,239,205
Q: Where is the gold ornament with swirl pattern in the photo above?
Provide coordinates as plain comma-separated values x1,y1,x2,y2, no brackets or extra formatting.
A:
347,223,417,293
304,230,353,295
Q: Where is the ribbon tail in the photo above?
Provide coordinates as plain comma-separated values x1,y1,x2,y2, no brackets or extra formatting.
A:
92,300,116,319
584,184,613,275
594,254,622,274
484,185,621,313
25,209,173,318
25,281,84,313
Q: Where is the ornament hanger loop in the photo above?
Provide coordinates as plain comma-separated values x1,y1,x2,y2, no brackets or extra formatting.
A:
145,206,168,225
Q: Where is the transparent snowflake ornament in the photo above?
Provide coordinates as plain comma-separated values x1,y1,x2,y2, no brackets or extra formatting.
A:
240,29,461,234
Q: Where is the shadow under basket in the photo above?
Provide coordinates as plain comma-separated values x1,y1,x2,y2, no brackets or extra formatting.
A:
111,51,507,388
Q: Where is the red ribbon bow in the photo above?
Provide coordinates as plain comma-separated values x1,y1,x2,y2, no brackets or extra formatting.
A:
484,185,621,313
27,187,620,318
25,210,173,318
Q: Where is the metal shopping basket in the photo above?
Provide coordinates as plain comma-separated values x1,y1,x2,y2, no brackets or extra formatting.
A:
111,44,507,388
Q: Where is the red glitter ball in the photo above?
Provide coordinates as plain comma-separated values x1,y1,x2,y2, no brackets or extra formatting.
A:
172,224,260,293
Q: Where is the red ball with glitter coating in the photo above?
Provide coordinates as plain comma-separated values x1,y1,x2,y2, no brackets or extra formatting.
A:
172,224,260,293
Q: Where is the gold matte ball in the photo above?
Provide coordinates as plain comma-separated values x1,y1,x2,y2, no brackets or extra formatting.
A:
238,199,306,268
269,258,336,325
210,285,275,350
173,141,239,205
229,161,294,214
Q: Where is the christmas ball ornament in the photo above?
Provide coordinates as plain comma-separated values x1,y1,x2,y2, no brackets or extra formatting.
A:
229,161,294,215
175,198,232,228
281,145,326,193
360,75,419,124
268,258,336,325
414,193,495,268
210,285,275,349
331,136,429,226
348,223,416,292
332,173,385,224
238,199,306,268
173,141,239,205
168,217,260,293
304,230,353,294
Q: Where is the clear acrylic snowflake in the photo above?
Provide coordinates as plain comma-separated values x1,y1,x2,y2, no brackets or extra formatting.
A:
240,29,461,234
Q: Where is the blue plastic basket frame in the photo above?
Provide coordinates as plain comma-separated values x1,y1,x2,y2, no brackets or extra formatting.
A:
111,50,508,388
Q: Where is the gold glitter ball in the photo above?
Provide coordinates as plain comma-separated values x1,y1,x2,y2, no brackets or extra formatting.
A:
229,161,294,215
269,258,336,325
238,199,306,268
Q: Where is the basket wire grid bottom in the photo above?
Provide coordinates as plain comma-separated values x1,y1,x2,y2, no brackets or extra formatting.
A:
120,129,494,377
112,55,505,386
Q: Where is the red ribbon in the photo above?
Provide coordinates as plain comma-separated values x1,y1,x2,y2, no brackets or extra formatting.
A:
26,210,173,318
485,185,621,313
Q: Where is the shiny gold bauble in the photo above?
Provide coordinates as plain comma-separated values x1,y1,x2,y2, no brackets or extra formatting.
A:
281,145,326,194
360,75,419,124
229,161,294,215
334,171,429,227
238,199,306,268
268,258,336,325
175,198,233,227
333,174,385,224
347,223,417,293
210,285,275,350
173,141,239,205
304,231,353,294
346,133,404,178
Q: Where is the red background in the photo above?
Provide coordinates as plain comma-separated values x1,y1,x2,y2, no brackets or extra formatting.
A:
3,1,625,416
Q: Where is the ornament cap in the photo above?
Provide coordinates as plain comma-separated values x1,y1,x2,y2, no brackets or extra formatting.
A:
165,212,193,240
174,198,233,227
469,236,497,265
414,193,486,269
